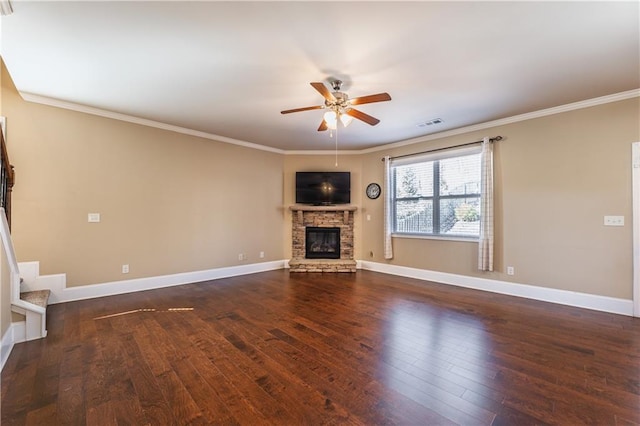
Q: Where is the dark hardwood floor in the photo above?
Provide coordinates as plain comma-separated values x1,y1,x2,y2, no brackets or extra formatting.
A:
2,270,639,425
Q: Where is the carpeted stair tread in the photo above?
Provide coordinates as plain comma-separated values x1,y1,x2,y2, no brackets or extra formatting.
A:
20,290,50,308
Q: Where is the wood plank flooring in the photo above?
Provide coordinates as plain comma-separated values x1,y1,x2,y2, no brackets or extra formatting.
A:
2,270,639,425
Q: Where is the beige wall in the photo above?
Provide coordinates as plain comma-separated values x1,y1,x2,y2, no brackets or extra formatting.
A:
0,58,3,116
2,60,638,301
2,63,285,287
282,154,363,260
361,98,639,299
0,56,4,116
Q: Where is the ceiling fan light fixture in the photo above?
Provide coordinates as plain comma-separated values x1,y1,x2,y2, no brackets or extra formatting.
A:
324,110,338,129
339,113,353,127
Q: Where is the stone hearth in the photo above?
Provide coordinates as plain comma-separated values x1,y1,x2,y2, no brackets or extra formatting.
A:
289,205,357,273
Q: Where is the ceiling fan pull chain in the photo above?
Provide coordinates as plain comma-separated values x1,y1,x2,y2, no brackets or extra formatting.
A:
335,125,339,167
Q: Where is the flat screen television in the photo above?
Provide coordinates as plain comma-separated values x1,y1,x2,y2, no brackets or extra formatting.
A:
295,171,351,205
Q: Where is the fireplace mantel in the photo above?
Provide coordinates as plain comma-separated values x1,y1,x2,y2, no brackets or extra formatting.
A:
289,204,357,211
289,204,357,223
289,205,357,273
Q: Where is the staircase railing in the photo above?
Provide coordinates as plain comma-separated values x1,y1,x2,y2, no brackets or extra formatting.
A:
0,128,14,230
2,207,48,341
0,129,49,342
1,207,21,302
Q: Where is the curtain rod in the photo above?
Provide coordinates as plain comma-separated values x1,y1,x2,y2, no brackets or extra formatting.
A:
381,136,503,162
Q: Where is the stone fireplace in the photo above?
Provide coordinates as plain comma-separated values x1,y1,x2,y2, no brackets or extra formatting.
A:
289,205,357,272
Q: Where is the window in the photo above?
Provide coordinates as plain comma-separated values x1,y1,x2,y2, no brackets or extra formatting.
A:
391,146,482,238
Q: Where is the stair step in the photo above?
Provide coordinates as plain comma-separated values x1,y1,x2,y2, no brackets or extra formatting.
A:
20,289,51,308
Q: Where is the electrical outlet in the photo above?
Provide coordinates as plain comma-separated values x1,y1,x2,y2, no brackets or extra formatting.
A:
122,264,129,274
259,251,265,258
506,266,514,276
88,213,100,223
238,253,245,261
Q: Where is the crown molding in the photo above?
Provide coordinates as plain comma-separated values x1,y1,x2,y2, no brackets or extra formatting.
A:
19,92,286,155
359,88,640,154
21,88,639,157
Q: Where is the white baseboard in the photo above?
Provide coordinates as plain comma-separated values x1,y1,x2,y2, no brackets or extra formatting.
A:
17,258,633,316
53,260,286,304
0,325,13,371
1,321,25,372
359,261,634,317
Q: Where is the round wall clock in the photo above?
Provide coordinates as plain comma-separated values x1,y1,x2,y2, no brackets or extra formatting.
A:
366,183,381,199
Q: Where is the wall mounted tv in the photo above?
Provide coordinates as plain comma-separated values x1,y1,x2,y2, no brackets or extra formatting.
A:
295,171,351,205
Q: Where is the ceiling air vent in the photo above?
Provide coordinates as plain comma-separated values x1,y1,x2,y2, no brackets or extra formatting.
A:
417,118,443,128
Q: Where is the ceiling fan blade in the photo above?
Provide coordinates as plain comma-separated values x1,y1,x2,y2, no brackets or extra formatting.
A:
281,105,324,114
346,108,380,126
317,120,328,131
310,82,336,102
349,92,392,105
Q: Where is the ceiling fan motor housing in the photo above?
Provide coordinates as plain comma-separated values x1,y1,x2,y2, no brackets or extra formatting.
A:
325,92,350,111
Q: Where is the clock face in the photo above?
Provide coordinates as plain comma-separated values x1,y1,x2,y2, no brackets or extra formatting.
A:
366,183,381,199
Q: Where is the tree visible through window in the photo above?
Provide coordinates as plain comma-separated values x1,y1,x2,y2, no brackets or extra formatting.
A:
392,149,481,238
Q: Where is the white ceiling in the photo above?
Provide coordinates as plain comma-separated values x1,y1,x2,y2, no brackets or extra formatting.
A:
1,1,638,152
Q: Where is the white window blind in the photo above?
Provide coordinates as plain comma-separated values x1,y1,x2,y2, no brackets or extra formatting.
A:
391,146,482,238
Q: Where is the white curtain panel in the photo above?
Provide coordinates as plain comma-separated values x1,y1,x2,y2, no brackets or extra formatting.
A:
478,137,494,271
383,156,394,259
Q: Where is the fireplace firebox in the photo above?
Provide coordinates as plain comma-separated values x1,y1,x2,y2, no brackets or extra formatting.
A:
305,227,340,259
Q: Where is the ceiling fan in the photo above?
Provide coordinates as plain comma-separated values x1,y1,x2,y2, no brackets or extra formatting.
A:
281,80,391,131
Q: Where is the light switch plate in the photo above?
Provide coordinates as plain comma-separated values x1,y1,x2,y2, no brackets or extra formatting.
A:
604,215,624,226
